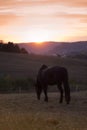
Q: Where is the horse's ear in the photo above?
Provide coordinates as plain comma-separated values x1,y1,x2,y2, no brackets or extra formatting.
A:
40,64,48,70
42,64,47,68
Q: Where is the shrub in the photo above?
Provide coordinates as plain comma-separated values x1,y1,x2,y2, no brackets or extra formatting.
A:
0,75,34,93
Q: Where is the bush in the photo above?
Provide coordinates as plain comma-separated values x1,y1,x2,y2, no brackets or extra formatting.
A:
0,75,34,93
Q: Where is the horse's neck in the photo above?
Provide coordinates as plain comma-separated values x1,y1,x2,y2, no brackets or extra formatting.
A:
38,69,43,76
37,65,48,81
37,67,47,81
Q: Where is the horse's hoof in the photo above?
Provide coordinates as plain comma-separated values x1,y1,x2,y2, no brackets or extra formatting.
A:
59,101,62,104
37,97,40,100
66,102,70,104
59,100,63,103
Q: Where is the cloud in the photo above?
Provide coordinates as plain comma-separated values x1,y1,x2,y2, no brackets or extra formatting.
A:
61,0,87,8
0,0,87,16
0,13,19,26
0,0,87,8
0,0,87,42
55,13,87,20
0,0,16,7
81,18,87,23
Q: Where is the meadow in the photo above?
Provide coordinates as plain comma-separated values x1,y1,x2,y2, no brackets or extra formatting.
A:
0,52,87,91
0,92,87,130
0,52,87,130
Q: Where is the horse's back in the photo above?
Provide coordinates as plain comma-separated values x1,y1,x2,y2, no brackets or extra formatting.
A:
42,66,68,84
44,66,67,76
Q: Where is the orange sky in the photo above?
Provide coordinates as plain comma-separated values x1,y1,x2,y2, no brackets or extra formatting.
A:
0,0,87,43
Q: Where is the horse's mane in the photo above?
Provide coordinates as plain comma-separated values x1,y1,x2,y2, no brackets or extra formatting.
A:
37,64,48,82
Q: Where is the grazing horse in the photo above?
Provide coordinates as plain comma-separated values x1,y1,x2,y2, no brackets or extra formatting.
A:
35,64,70,104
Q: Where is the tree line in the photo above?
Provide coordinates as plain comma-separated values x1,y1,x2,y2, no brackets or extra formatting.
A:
0,76,34,93
0,41,28,54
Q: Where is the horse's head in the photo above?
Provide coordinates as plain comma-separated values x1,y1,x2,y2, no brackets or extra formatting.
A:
35,64,47,100
35,80,42,100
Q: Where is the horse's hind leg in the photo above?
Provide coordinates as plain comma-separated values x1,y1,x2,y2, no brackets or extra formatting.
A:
63,81,70,104
57,82,63,103
43,86,48,102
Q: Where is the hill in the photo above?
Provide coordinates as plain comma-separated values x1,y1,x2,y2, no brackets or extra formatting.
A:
18,41,87,57
18,41,58,55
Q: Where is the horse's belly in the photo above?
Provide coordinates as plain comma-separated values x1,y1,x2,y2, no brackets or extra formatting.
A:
48,80,57,85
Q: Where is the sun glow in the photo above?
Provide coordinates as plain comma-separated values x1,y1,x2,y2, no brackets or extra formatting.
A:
22,29,51,43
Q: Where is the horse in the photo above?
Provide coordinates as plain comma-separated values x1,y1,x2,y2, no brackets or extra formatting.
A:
35,64,71,104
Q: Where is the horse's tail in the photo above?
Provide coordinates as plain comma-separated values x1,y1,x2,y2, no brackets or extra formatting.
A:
63,69,71,104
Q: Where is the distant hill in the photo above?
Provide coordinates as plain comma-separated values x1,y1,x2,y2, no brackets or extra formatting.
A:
18,41,58,55
18,41,87,57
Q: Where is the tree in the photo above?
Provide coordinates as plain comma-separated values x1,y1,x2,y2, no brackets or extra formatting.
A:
0,40,28,54
14,44,21,53
7,42,14,52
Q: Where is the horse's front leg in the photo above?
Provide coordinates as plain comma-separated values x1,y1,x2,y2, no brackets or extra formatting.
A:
43,86,48,102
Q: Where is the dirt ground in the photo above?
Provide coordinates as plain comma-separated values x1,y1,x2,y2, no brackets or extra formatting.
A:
0,91,87,130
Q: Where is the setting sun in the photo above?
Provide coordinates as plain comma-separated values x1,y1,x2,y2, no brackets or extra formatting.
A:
22,29,49,44
27,29,50,43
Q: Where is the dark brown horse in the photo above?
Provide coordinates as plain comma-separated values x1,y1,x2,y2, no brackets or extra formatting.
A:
35,64,70,104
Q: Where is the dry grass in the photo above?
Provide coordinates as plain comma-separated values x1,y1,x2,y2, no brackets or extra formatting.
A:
0,91,87,130
0,52,87,129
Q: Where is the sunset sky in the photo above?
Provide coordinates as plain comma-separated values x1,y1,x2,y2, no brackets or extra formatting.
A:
0,0,87,43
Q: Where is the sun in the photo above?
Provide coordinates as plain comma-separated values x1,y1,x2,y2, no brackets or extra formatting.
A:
22,29,50,43
31,34,45,43
30,30,49,43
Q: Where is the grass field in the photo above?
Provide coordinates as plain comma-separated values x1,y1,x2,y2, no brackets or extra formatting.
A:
0,52,87,129
0,52,87,91
0,52,87,81
0,91,87,130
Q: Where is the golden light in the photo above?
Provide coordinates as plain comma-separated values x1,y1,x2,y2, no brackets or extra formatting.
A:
22,29,50,43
